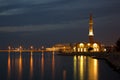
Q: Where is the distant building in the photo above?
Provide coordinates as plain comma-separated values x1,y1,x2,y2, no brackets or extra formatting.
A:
72,14,106,52
50,14,106,53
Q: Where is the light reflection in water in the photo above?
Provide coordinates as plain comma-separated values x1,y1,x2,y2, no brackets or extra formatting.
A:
19,52,22,80
52,52,55,80
73,56,77,80
88,57,98,80
41,52,44,80
30,51,33,80
73,56,98,80
8,52,11,79
80,56,84,80
63,70,66,80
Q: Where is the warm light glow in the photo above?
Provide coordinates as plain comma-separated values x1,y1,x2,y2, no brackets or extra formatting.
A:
8,46,11,50
93,43,99,52
93,59,98,80
73,47,76,52
89,32,94,36
19,53,22,80
52,53,55,80
84,48,87,52
8,53,11,79
30,46,33,49
104,48,106,52
80,56,84,80
41,53,44,79
73,56,77,80
30,52,33,79
20,46,22,49
63,70,66,80
88,57,98,80
87,43,91,46
78,48,80,52
89,22,93,25
64,46,66,51
93,43,98,48
96,48,99,52
80,48,83,52
79,43,84,47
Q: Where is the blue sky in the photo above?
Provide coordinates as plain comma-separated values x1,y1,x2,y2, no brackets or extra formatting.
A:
0,0,120,48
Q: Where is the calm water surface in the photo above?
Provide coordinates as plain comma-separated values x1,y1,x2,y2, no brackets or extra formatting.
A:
0,52,119,80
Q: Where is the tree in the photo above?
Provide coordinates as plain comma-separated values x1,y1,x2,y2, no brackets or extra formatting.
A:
116,38,120,52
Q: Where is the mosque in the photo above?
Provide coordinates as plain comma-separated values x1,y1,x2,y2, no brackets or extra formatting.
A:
72,14,105,52
47,14,106,52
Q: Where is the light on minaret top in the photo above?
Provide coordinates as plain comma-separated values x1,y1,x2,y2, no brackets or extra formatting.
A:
89,14,94,36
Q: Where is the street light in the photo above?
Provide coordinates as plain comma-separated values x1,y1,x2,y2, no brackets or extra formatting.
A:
8,46,11,50
30,46,33,50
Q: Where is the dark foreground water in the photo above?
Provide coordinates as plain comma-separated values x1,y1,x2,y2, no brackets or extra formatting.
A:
0,52,119,80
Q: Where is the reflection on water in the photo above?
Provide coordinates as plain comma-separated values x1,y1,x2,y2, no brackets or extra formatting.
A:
41,52,44,80
30,52,33,80
88,57,98,80
73,56,98,80
8,52,11,80
52,52,55,80
79,56,84,80
73,56,77,80
5,52,119,80
19,52,22,80
63,70,66,80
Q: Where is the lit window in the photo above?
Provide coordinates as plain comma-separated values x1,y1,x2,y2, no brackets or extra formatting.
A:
87,43,90,46
80,48,83,52
93,43,98,48
89,32,94,36
79,43,84,48
84,48,87,52
78,48,80,52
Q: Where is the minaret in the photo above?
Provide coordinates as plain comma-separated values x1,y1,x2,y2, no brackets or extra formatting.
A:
88,14,94,43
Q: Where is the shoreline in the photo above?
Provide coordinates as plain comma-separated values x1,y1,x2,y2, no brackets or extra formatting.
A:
58,52,120,73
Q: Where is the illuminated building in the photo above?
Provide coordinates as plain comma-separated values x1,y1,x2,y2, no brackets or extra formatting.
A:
46,44,72,52
50,14,106,53
72,14,106,52
89,14,94,43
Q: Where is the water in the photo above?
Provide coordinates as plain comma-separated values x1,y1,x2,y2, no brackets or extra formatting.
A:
0,52,119,80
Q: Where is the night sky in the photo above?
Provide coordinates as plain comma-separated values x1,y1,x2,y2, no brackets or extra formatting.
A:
0,0,120,49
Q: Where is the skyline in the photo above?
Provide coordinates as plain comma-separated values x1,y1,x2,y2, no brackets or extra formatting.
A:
0,0,120,49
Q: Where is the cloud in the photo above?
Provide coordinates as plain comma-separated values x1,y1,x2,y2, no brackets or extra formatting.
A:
0,19,88,32
0,8,28,15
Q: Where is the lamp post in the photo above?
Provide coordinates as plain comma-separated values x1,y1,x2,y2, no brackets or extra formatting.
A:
30,46,33,52
8,46,11,52
19,46,22,52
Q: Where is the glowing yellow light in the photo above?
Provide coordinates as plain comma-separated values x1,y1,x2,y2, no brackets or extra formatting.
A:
80,48,83,52
104,49,106,52
78,48,80,52
73,56,77,80
93,43,98,48
52,53,55,80
87,43,91,46
79,43,84,48
80,56,84,80
30,46,33,49
30,52,33,79
96,48,99,52
73,47,76,52
84,48,87,52
89,32,94,36
93,59,98,80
